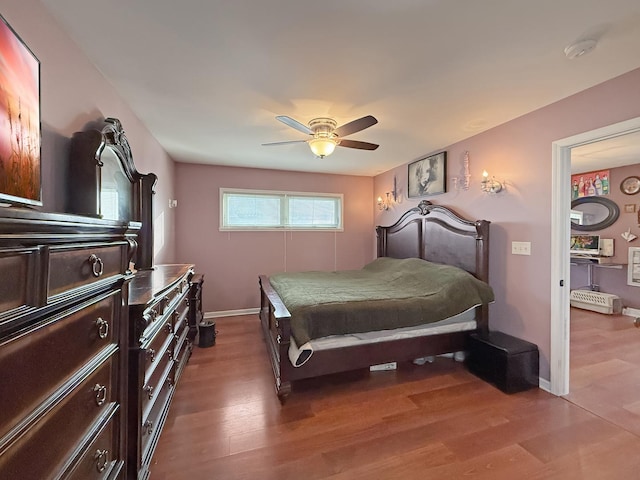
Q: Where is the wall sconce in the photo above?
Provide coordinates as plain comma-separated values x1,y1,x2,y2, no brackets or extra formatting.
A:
377,176,398,210
481,171,504,194
452,151,471,191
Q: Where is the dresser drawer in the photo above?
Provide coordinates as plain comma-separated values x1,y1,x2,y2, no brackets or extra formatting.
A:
48,242,127,299
142,356,174,422
141,378,173,461
0,355,118,479
143,320,174,375
67,411,122,480
0,247,39,317
0,290,120,439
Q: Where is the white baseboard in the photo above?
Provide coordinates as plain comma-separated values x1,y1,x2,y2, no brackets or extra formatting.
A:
538,377,552,393
205,308,260,319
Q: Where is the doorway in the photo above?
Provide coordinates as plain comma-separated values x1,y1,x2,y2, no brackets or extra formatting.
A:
550,116,640,396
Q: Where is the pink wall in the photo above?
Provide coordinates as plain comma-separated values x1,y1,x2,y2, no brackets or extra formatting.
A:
173,163,374,312
0,0,176,263
570,163,640,305
374,67,640,380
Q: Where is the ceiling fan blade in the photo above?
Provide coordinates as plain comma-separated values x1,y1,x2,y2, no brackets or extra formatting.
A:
338,139,379,151
275,116,313,135
262,140,308,146
334,115,378,137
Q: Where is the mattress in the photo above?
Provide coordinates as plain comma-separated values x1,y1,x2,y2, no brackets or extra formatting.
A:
288,306,477,367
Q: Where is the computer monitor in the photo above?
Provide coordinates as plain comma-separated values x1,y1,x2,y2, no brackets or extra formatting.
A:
570,234,600,255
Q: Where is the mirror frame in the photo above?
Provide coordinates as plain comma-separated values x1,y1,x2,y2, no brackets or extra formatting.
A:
67,117,157,269
571,196,620,231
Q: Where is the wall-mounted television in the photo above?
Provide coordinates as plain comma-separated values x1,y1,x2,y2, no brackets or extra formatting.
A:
570,234,600,255
0,14,41,207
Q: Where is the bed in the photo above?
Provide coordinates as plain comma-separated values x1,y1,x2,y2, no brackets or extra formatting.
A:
258,200,491,401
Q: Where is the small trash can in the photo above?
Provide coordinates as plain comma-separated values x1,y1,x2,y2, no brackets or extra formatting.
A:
198,321,216,348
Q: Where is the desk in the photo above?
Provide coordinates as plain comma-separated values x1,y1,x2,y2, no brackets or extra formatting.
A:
570,256,624,291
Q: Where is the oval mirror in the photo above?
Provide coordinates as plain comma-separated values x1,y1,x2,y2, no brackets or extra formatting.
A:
570,196,619,231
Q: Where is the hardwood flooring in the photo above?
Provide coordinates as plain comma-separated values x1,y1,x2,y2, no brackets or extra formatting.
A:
149,313,640,479
566,307,640,438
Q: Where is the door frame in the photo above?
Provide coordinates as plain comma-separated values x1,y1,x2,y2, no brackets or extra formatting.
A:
550,116,640,395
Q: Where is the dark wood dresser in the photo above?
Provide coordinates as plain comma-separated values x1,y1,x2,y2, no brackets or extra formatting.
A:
126,264,194,480
0,208,138,479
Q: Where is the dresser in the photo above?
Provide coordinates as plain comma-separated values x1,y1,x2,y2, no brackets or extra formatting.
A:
126,264,194,480
0,208,138,479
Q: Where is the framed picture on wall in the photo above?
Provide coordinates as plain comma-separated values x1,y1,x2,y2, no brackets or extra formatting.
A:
571,169,610,199
408,151,446,198
0,14,41,207
624,204,637,213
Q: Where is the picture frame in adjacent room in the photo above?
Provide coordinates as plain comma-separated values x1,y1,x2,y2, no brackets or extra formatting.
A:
628,247,640,287
570,169,610,199
408,151,446,198
0,14,41,207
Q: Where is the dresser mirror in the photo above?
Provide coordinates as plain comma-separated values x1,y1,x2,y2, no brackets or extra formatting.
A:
67,117,157,269
570,196,620,232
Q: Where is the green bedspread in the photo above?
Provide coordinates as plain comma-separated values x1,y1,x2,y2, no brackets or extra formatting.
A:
269,257,495,345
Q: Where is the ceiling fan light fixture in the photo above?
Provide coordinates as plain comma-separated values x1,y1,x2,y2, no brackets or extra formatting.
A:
309,137,337,158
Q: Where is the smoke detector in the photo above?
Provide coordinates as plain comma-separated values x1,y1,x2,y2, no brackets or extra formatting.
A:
564,39,597,59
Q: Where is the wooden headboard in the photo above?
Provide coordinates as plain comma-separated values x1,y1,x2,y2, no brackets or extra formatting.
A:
376,200,490,283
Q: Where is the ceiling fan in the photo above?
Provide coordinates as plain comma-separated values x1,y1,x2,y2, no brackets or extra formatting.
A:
263,115,379,158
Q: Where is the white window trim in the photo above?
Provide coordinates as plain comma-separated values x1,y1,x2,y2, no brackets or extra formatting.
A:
219,188,344,232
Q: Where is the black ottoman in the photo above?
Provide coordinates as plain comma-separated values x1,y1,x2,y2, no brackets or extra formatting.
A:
466,331,539,393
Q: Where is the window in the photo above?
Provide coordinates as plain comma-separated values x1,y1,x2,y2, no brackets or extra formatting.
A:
220,188,343,231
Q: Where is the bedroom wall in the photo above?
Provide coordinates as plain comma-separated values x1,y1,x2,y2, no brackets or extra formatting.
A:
173,163,374,313
374,66,640,381
0,0,177,263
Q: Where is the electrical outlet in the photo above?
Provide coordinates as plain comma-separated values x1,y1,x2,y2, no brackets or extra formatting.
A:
512,241,531,255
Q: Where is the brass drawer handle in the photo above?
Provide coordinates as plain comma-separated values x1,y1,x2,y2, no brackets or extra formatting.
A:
165,322,173,334
88,254,104,277
143,384,154,400
96,317,109,339
94,449,108,473
93,384,107,406
276,334,282,344
167,350,173,361
146,348,156,363
143,420,154,435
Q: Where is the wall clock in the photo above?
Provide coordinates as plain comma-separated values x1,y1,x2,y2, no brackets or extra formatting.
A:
620,176,640,195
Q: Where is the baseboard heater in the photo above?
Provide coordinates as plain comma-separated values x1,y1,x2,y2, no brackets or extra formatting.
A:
570,290,622,314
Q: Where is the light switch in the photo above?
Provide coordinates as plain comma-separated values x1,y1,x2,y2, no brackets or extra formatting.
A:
512,241,531,255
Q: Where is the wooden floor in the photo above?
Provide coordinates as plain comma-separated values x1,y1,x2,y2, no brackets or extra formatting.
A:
149,312,640,479
566,307,640,438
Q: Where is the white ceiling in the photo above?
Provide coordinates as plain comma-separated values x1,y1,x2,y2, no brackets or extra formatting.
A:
40,0,640,177
571,130,640,173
